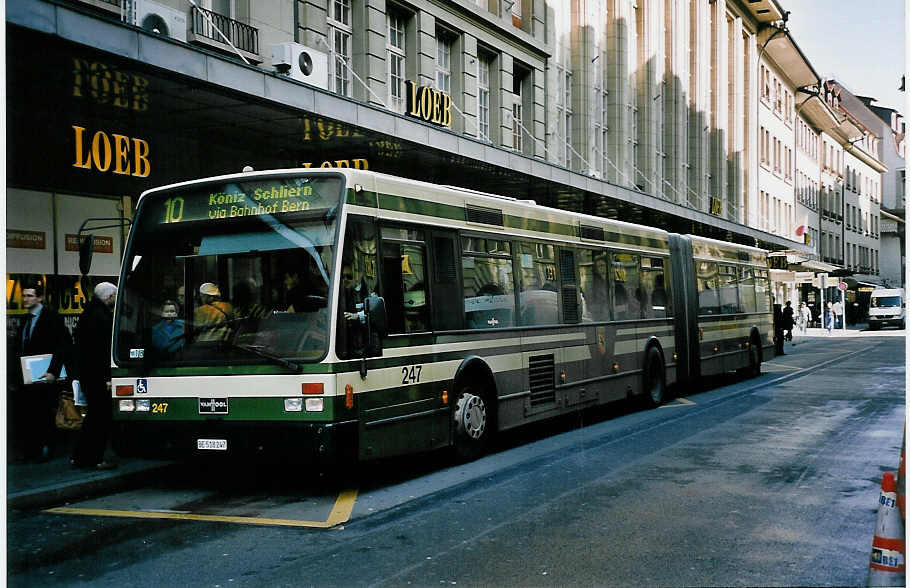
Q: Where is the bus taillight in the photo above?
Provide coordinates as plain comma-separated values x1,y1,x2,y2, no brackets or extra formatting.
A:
345,384,354,409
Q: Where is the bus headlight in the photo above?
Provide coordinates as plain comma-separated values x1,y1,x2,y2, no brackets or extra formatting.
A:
119,399,136,412
305,398,324,412
136,399,151,412
284,398,303,412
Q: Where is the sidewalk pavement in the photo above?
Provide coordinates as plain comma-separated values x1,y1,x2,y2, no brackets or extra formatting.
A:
6,430,174,511
5,321,897,511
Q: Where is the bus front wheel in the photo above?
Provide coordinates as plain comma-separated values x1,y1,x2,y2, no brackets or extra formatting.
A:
453,386,492,461
642,347,666,408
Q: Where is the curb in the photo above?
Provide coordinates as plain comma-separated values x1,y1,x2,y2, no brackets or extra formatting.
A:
8,462,178,511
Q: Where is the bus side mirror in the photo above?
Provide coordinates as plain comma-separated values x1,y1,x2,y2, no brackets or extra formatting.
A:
79,233,95,276
365,294,387,339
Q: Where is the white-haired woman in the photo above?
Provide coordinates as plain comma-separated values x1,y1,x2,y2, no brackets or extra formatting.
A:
71,282,118,470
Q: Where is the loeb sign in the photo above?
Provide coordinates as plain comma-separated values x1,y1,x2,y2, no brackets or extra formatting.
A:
405,81,452,128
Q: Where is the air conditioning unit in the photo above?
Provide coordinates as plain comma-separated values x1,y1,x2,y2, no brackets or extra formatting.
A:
136,0,187,43
271,43,328,90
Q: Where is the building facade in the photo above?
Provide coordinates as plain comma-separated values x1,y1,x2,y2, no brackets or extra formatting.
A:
5,0,890,330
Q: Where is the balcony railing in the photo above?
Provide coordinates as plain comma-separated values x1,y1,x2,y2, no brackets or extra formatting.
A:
191,6,258,56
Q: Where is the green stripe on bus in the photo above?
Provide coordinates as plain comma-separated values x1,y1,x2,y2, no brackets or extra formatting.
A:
358,191,670,251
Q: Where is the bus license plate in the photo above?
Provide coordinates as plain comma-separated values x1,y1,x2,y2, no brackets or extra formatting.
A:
197,439,227,451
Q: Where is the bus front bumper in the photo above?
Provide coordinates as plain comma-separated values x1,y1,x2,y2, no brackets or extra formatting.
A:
112,419,359,464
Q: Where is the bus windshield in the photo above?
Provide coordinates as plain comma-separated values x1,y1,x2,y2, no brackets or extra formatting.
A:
114,175,344,366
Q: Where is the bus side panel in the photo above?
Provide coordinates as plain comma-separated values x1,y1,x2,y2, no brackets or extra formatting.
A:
669,235,699,385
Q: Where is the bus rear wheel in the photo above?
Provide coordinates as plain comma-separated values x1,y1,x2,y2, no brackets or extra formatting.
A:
642,347,666,408
453,386,491,461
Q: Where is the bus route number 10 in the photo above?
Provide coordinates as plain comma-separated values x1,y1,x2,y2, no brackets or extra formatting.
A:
402,365,422,385
163,196,185,223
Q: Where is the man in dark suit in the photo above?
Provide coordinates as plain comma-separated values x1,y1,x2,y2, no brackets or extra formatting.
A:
11,283,72,461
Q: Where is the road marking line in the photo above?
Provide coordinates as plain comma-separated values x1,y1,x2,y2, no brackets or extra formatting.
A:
658,397,695,408
44,489,359,529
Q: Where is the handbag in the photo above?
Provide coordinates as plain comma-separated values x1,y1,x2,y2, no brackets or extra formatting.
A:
55,392,84,431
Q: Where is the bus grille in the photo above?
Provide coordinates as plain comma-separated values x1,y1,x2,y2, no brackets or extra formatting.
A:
528,354,556,406
578,225,605,241
465,205,504,226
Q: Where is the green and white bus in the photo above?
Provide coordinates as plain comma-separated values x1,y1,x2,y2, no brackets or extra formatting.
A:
106,168,773,462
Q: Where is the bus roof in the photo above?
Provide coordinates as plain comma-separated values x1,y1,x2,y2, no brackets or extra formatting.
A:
134,168,767,260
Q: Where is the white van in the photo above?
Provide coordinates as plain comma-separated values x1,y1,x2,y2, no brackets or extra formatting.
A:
868,288,905,330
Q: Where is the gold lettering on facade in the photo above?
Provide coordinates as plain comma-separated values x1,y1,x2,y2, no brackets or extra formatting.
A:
72,125,151,177
72,58,150,112
405,81,452,128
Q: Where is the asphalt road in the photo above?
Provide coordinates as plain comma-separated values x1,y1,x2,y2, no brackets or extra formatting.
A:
7,332,905,587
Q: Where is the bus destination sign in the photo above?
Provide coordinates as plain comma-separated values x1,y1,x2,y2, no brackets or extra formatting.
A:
152,177,341,225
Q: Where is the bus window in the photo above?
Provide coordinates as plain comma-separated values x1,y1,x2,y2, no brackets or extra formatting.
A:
641,257,669,318
717,264,741,314
337,219,378,359
463,238,514,329
696,261,720,315
578,250,610,322
380,226,429,334
755,269,771,313
517,242,558,326
612,253,640,320
739,267,757,312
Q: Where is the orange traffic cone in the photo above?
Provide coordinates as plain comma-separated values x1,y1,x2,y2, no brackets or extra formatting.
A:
868,471,905,587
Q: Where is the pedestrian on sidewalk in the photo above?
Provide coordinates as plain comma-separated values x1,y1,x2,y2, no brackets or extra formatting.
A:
825,302,835,335
8,282,72,462
71,282,118,470
798,302,812,334
833,299,844,329
782,301,795,342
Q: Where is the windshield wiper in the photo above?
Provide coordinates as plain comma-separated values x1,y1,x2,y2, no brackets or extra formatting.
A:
229,342,301,373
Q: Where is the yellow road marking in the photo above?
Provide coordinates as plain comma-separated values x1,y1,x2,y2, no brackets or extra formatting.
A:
44,488,359,529
658,397,695,408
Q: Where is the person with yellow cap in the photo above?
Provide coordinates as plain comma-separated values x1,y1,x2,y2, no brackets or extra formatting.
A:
194,282,234,341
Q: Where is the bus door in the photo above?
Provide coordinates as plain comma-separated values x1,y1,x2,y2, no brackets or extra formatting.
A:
357,225,450,459
668,235,699,384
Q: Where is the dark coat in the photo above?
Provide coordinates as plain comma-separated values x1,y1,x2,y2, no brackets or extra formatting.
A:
12,305,71,385
73,297,114,385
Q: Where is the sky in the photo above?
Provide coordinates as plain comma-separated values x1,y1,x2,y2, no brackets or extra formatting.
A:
783,0,905,114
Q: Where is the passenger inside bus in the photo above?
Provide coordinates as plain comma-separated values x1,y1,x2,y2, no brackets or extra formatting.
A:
150,300,185,354
194,282,234,342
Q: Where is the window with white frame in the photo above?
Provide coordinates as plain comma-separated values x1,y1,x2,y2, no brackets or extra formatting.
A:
592,63,609,178
328,0,352,97
556,64,573,166
435,34,452,94
512,99,522,151
477,53,492,142
387,11,407,113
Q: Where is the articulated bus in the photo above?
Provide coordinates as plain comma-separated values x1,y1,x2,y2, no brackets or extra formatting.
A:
106,168,773,462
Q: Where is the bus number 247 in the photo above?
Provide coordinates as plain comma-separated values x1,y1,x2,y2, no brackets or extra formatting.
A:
401,365,422,385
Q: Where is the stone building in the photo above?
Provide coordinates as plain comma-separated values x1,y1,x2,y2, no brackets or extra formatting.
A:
6,0,888,327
